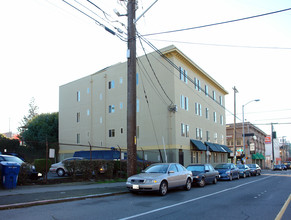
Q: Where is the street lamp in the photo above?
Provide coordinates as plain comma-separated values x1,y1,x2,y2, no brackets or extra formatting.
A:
242,99,260,163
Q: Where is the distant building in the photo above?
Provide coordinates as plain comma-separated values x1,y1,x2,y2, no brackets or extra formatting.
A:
59,45,230,166
226,122,267,168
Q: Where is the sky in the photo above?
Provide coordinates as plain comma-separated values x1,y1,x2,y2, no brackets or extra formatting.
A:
0,0,291,142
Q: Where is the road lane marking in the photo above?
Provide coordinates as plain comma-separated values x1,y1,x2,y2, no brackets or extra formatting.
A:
275,193,291,220
120,176,271,220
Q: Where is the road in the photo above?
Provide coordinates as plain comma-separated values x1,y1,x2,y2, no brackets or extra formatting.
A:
1,170,290,220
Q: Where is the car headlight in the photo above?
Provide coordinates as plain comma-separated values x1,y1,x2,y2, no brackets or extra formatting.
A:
226,171,230,174
145,179,158,184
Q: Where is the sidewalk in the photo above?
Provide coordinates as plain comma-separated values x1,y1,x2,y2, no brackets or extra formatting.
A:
0,181,128,210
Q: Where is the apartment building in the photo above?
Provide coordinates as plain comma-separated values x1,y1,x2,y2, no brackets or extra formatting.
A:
59,45,229,167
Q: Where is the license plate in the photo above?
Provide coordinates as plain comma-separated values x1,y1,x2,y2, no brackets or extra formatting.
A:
133,184,139,189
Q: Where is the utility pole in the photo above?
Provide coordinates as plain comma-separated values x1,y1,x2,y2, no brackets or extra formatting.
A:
127,0,137,177
233,86,238,164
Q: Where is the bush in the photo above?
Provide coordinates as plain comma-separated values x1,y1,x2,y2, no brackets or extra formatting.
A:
64,159,153,181
18,163,33,185
34,159,52,180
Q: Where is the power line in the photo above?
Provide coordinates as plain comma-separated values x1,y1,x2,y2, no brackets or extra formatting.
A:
147,38,291,50
142,7,291,36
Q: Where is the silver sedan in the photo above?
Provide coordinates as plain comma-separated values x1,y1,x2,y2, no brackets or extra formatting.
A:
126,163,193,196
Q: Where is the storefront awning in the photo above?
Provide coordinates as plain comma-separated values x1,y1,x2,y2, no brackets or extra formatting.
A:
220,145,232,153
214,144,228,152
190,139,207,151
252,153,265,160
205,142,220,152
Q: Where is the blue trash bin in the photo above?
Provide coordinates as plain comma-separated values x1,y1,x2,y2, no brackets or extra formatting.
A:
1,162,20,189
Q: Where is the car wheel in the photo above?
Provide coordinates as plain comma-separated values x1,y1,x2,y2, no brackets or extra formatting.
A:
185,178,192,191
199,178,206,187
229,175,232,181
243,173,246,178
213,177,217,184
237,174,240,180
248,172,251,177
57,168,65,177
258,171,261,175
159,181,168,196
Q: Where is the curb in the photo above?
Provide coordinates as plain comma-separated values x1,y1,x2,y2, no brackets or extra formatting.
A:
0,191,129,210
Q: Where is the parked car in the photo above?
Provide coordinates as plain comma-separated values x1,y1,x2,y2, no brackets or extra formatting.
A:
0,154,42,180
126,163,193,196
247,164,261,176
49,157,85,177
283,161,291,169
236,164,251,178
281,164,288,171
186,164,219,187
273,164,282,171
215,163,239,181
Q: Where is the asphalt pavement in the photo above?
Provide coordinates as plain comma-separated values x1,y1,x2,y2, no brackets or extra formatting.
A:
0,180,128,210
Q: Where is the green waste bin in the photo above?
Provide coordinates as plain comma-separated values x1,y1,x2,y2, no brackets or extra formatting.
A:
0,162,20,189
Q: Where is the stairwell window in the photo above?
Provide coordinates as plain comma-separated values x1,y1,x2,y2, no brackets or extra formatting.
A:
109,105,115,113
77,91,80,102
108,80,115,89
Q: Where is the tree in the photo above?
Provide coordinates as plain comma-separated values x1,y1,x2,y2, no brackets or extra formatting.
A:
18,97,39,131
21,112,59,159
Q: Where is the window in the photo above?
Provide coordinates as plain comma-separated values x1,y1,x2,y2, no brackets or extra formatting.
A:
219,96,223,105
179,67,184,81
77,133,80,144
205,85,208,96
205,108,209,119
196,128,200,139
136,99,139,112
77,91,80,102
195,103,202,116
136,73,139,85
100,117,102,124
213,112,217,123
213,91,216,101
181,123,185,137
120,77,123,84
121,128,123,134
220,115,224,125
109,105,115,113
206,131,210,141
214,133,218,143
194,78,198,90
185,97,188,111
87,88,90,94
87,109,90,116
184,70,188,83
198,80,201,91
186,125,189,137
99,93,102,100
108,80,115,89
77,112,80,122
180,95,185,109
120,102,123,109
109,129,115,137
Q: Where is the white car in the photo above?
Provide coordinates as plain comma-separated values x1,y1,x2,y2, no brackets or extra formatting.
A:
49,157,84,177
126,163,193,196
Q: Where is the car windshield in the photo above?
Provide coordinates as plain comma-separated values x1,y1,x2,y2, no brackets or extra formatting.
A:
187,166,204,172
4,156,24,164
215,164,230,169
236,165,244,169
248,164,256,168
144,164,169,173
